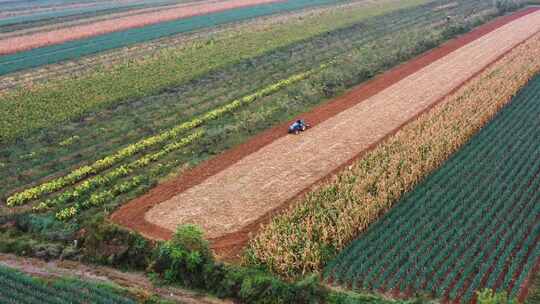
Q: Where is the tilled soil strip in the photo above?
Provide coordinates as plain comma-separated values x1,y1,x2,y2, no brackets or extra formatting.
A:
0,0,285,55
144,9,540,238
111,8,540,246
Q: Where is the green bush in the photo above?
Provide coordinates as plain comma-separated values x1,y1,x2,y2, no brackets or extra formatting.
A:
148,225,329,303
149,225,212,288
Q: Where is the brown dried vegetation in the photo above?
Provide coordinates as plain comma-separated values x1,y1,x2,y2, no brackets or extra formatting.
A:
247,32,540,279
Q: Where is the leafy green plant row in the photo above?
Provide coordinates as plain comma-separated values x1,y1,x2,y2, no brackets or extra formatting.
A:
8,62,328,207
324,74,540,303
0,264,135,304
32,130,204,213
56,175,146,221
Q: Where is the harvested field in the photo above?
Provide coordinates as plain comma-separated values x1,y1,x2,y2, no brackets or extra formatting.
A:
113,9,540,243
0,0,284,55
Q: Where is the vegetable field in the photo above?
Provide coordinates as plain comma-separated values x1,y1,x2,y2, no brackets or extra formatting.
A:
0,0,494,228
0,0,345,75
0,265,135,304
325,74,540,303
1,1,539,303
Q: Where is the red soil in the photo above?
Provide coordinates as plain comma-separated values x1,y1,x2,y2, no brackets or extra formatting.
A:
0,0,285,55
111,8,540,259
519,257,540,302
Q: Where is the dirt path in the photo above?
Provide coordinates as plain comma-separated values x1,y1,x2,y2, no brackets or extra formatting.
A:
0,0,285,55
0,253,233,304
111,8,540,255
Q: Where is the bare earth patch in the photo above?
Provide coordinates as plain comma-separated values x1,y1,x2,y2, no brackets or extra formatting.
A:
142,10,540,239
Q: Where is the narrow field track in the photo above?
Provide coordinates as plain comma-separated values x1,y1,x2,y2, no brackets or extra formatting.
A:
0,0,285,55
111,8,540,248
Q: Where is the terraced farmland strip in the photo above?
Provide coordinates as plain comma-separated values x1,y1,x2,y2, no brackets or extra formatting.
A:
0,1,200,39
0,0,179,29
139,10,540,242
325,73,540,303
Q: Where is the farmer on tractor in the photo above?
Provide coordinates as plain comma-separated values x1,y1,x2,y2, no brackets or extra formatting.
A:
288,119,310,135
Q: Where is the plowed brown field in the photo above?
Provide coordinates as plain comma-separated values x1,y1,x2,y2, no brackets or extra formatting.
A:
111,8,540,252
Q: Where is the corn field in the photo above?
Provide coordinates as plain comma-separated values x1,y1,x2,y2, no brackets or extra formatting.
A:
247,32,540,280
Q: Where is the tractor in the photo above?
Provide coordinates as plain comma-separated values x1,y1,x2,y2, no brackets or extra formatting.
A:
288,119,310,135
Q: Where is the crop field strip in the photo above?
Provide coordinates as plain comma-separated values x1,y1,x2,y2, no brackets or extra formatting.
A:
0,0,437,93
0,0,349,74
0,0,270,40
0,0,466,144
0,3,520,243
140,10,540,239
0,0,180,30
0,0,484,210
0,1,194,38
0,0,412,91
0,264,136,304
0,0,287,54
248,19,540,279
324,74,540,303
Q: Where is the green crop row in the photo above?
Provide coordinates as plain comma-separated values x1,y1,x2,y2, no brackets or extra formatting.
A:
33,130,204,213
0,0,428,143
9,62,327,207
324,74,540,302
56,175,146,221
0,264,135,304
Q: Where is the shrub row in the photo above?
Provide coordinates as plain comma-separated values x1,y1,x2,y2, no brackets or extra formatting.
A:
150,225,420,304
